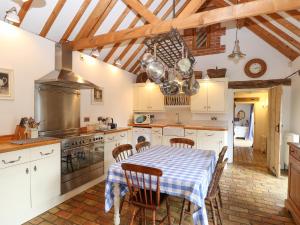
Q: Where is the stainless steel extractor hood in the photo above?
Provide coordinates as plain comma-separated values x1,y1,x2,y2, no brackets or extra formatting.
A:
36,44,98,89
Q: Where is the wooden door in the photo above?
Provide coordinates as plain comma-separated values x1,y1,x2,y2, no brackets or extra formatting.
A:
0,163,31,224
268,86,282,177
207,82,226,112
31,155,61,208
191,83,208,112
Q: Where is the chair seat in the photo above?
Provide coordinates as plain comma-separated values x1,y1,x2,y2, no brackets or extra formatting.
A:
130,189,168,209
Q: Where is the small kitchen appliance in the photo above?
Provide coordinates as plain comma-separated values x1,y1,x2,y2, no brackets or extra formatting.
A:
134,114,151,124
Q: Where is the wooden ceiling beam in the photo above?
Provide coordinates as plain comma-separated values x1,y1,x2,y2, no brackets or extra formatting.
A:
245,18,299,60
122,0,160,23
229,79,291,89
268,13,300,37
70,0,300,50
102,0,155,62
254,16,300,51
15,0,33,27
75,0,112,40
286,10,300,21
40,0,67,37
60,0,92,43
122,44,144,69
178,0,207,18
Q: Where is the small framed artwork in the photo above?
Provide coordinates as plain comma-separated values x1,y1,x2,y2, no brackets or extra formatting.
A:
0,68,14,100
91,87,103,104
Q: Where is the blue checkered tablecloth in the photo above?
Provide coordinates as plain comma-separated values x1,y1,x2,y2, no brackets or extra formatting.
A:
105,145,217,225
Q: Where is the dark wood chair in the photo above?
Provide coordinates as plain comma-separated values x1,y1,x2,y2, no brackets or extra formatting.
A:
121,163,171,225
179,159,228,225
135,141,151,153
170,138,195,148
216,146,227,207
112,144,133,162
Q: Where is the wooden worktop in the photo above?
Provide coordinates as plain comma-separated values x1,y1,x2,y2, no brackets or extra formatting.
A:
128,123,228,131
0,139,61,154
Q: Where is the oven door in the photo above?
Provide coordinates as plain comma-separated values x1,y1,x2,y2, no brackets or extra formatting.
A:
90,141,104,178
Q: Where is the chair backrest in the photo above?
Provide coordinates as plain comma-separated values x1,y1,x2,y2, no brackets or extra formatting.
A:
170,138,195,148
112,144,133,162
121,163,162,209
135,141,151,153
217,146,228,164
207,158,228,198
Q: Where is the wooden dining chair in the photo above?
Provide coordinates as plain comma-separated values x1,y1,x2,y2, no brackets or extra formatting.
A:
112,144,133,162
170,138,195,148
121,163,171,225
135,141,151,153
179,159,228,225
217,146,227,207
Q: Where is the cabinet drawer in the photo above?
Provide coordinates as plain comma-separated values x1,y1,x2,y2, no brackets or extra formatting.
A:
197,131,224,140
104,133,116,142
30,144,60,161
0,149,30,169
291,147,300,162
185,129,197,137
152,128,162,136
117,132,127,140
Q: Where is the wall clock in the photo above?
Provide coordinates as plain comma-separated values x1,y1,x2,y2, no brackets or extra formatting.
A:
244,58,267,78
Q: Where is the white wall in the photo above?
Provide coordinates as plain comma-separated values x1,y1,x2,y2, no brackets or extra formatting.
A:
73,52,135,127
290,56,300,134
0,21,135,135
0,21,55,135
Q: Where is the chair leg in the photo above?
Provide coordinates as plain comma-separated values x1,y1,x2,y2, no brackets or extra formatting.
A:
210,200,217,225
186,201,191,213
179,198,186,225
130,207,138,225
120,196,125,214
143,208,147,225
218,185,223,208
166,197,172,225
152,210,156,225
216,198,223,225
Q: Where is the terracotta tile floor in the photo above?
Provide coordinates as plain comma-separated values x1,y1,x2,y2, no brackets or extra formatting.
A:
234,146,267,168
23,164,294,225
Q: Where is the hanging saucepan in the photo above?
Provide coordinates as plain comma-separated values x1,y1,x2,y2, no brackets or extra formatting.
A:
160,80,180,96
140,52,155,69
182,75,200,96
146,44,165,84
176,45,193,79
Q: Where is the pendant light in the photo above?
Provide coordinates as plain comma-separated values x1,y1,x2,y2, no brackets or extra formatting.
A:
4,7,20,24
228,0,246,60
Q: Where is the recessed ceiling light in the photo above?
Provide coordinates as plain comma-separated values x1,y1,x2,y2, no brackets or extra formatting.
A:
90,48,100,58
4,7,20,24
114,58,122,67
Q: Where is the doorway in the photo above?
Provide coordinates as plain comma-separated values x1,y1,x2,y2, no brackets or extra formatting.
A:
233,90,269,168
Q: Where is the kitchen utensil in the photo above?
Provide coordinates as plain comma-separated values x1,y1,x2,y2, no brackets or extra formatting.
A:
160,80,180,96
176,45,193,79
182,76,200,96
140,52,155,69
146,44,165,84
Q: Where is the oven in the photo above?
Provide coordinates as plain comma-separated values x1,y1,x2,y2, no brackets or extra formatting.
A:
61,134,104,194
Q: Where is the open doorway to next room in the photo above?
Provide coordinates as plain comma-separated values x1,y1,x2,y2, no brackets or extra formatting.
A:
233,90,269,167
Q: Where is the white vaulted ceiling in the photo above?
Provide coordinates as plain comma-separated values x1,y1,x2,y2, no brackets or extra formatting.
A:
0,0,299,75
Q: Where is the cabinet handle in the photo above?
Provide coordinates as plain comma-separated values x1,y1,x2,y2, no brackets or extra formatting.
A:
205,133,214,136
186,132,195,135
120,134,125,137
34,165,37,172
2,156,21,164
40,149,54,156
26,168,29,174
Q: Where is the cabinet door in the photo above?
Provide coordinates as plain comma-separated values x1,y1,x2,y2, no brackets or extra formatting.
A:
135,86,149,112
151,134,163,146
0,163,31,225
191,84,208,112
133,86,140,111
207,82,226,112
148,85,164,111
197,131,222,155
104,141,117,174
31,155,60,208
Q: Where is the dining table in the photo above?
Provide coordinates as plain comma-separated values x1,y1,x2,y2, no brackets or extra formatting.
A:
105,145,217,225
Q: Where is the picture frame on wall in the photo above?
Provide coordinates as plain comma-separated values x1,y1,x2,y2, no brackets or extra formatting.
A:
0,68,14,100
91,87,103,104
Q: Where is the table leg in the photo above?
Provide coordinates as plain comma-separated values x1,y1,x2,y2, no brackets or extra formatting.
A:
114,183,120,225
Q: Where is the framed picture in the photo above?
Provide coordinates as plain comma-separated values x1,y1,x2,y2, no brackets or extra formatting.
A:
91,87,103,104
0,68,14,100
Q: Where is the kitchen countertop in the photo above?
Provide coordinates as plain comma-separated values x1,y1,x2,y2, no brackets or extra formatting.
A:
80,127,131,135
128,123,228,131
0,139,61,154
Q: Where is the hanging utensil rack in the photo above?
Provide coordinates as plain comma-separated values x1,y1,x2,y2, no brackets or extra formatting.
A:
144,29,195,69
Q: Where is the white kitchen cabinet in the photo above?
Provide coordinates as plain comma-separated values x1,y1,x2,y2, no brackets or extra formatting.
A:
151,128,163,146
133,84,164,112
0,143,61,225
197,130,227,156
30,154,60,208
0,163,31,225
191,80,227,113
184,129,198,148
